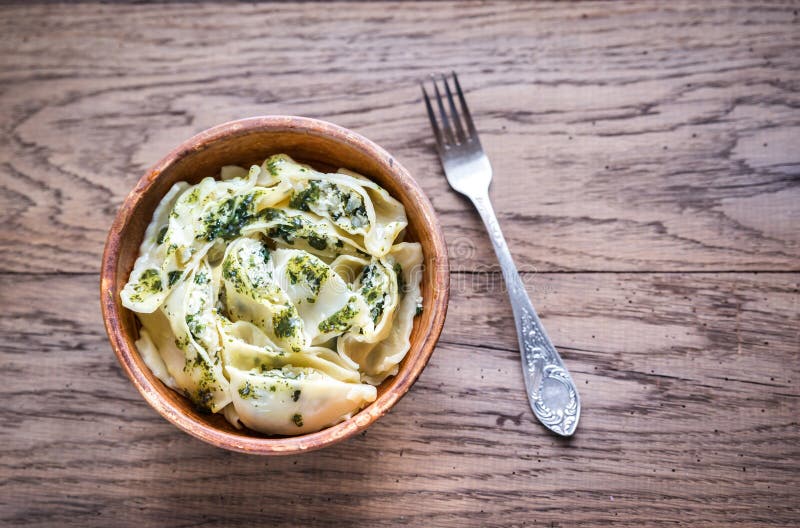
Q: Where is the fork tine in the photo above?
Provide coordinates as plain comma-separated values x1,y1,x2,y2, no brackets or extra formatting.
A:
431,76,456,146
442,73,466,142
451,71,477,138
421,83,444,151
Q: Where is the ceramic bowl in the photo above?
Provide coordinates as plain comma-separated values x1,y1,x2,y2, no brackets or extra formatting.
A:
101,116,449,454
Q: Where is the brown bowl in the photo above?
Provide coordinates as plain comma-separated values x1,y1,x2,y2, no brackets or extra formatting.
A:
101,116,449,454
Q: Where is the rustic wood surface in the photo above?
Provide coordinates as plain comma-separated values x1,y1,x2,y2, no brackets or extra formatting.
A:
1,1,798,526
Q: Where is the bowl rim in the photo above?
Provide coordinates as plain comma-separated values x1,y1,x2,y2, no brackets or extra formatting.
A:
100,115,449,454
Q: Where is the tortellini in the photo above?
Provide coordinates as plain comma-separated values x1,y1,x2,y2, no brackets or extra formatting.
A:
227,366,377,435
269,154,407,256
338,243,424,384
123,154,423,435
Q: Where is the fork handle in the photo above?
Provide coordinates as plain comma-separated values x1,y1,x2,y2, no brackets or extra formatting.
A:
470,192,580,436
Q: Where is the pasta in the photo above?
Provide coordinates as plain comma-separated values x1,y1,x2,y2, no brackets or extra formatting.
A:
122,154,423,435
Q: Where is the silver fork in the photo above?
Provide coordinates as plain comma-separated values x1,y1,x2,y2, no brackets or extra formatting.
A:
422,72,580,436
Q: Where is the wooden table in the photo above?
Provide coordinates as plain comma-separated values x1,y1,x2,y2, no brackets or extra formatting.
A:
2,2,798,526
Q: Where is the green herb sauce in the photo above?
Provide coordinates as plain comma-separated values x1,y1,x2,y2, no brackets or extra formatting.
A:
286,254,329,296
168,270,183,287
318,296,359,333
138,268,162,293
360,264,389,324
201,191,263,241
186,313,205,337
394,262,405,293
238,381,254,399
156,226,168,245
273,307,301,339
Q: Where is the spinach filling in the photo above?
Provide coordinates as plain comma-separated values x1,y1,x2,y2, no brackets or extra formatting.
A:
289,179,369,230
273,307,302,339
201,191,264,241
359,263,392,324
286,254,329,296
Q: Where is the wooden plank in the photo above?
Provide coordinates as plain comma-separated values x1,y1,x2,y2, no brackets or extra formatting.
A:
2,271,797,526
1,2,799,273
1,1,798,527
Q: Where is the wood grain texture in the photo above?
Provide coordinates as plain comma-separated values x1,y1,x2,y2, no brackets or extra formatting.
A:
1,1,799,526
1,2,799,273
2,272,798,526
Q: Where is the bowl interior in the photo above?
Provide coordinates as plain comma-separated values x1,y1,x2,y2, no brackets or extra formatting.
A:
105,117,448,453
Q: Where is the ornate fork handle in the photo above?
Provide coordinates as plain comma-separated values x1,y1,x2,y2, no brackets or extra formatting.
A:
471,193,580,436
421,72,580,436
